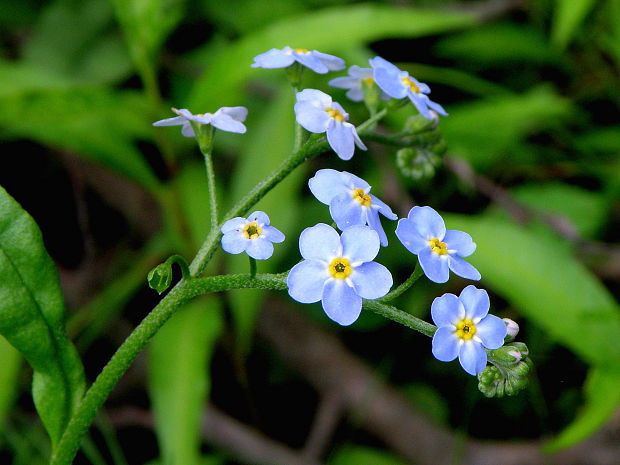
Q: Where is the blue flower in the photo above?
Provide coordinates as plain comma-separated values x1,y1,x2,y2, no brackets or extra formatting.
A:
294,89,367,160
369,56,447,120
395,206,480,283
153,107,248,137
287,224,393,326
431,285,506,375
328,65,389,102
251,46,345,74
221,211,285,260
308,169,397,246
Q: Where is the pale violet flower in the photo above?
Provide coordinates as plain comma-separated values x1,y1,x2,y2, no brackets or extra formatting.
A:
431,286,506,375
287,224,392,326
395,206,480,283
294,89,367,160
153,107,248,137
251,46,345,74
369,56,447,120
328,65,389,102
308,169,397,246
221,211,284,260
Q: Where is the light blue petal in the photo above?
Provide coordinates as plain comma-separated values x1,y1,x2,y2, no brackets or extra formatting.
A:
374,67,407,99
341,171,369,190
432,327,460,362
252,48,295,68
366,209,388,247
330,194,364,230
262,225,285,243
369,56,401,74
395,218,427,254
458,341,487,375
321,279,362,326
327,120,355,160
245,237,274,260
221,231,248,255
191,113,213,124
312,51,346,71
431,293,462,327
427,99,448,116
418,247,450,283
476,315,507,349
444,229,476,257
153,116,186,127
295,101,330,133
415,80,430,94
173,108,194,118
181,122,195,137
350,262,392,299
247,211,270,225
370,195,398,220
458,285,489,320
348,65,373,79
308,169,349,204
287,260,328,304
329,76,359,90
295,52,328,73
218,106,248,122
211,113,247,133
296,88,331,106
350,124,367,150
221,217,246,233
345,88,364,102
409,93,433,120
407,206,446,239
341,225,380,263
447,256,481,281
299,223,341,261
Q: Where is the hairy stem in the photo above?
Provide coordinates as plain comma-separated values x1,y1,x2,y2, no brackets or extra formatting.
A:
363,300,436,337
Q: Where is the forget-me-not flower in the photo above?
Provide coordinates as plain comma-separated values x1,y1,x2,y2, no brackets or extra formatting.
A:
369,56,447,120
308,169,397,246
153,107,248,137
395,206,480,283
294,89,367,160
431,285,506,375
287,224,392,326
221,211,284,260
328,65,389,102
251,46,345,74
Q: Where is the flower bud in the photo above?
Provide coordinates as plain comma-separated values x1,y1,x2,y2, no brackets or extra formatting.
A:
503,318,519,342
478,343,532,398
147,262,173,295
396,147,439,180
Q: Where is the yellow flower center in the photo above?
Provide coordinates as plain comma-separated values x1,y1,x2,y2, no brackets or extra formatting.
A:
243,221,262,239
328,257,352,279
325,107,346,122
401,76,420,93
352,188,372,207
455,319,477,340
294,48,309,54
428,237,448,256
362,77,374,85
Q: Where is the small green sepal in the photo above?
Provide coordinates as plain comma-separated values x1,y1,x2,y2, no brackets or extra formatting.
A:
147,255,190,294
478,342,532,398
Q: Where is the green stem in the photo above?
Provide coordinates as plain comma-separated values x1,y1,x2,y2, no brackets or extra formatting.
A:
379,261,424,302
193,124,219,229
363,300,436,337
249,257,257,278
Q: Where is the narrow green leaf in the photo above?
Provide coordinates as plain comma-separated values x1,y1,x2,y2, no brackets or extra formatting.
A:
149,298,222,465
0,186,85,448
0,335,21,433
189,4,476,108
551,0,598,49
330,446,409,465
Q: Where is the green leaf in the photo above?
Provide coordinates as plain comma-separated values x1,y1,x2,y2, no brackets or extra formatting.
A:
443,213,620,367
0,186,85,448
0,335,21,434
189,4,476,108
551,0,598,49
330,446,409,465
545,367,620,451
149,298,222,465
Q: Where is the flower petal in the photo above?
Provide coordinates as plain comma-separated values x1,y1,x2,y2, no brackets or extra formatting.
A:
321,279,362,325
351,125,367,151
287,260,328,304
348,65,373,79
294,52,328,73
327,120,355,160
458,341,487,376
252,48,295,68
459,285,489,321
221,231,248,255
444,229,476,257
407,206,446,239
245,237,274,260
345,88,364,102
476,315,507,349
370,195,398,220
296,88,332,106
294,101,330,133
181,122,195,138
308,169,349,205
350,261,392,299
431,293,462,327
447,256,481,281
218,106,248,122
341,171,369,190
369,56,401,74
330,194,364,230
247,211,270,226
153,116,186,127
373,67,407,99
299,223,341,261
418,247,450,283
409,93,433,120
395,218,427,254
341,225,380,263
211,113,247,133
427,99,448,116
312,51,346,71
329,76,360,90
221,217,246,233
366,208,388,247
262,225,285,243
432,326,460,362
